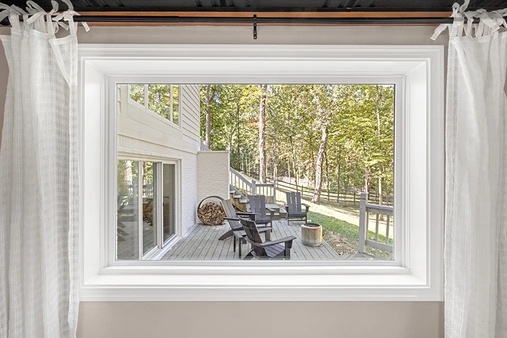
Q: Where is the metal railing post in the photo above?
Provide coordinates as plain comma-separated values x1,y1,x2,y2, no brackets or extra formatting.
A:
358,192,367,253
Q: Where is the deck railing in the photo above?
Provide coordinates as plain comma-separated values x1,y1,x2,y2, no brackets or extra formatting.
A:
358,192,394,253
230,167,276,203
252,180,277,203
230,167,252,194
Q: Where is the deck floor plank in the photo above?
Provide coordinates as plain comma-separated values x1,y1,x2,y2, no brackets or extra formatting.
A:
162,219,347,260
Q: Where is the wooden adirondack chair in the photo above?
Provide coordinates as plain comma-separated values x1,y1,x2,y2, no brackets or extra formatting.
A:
240,218,296,259
219,199,272,258
248,195,276,228
285,192,309,225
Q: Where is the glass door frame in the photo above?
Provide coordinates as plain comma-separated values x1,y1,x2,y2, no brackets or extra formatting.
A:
117,155,181,260
159,160,180,247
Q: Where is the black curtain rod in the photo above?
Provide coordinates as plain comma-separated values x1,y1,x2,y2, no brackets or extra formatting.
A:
71,16,455,25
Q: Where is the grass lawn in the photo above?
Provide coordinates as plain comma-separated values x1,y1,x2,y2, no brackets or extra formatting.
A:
307,211,393,260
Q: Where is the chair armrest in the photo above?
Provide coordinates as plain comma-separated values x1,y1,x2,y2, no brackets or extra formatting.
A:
237,212,256,220
301,203,310,212
224,217,240,221
266,207,276,218
258,236,297,248
257,225,273,233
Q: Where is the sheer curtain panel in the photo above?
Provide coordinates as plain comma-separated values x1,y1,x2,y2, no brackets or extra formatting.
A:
434,2,507,337
0,3,80,338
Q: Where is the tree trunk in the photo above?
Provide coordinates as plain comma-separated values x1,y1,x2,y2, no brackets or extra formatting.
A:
289,136,299,191
364,167,370,194
258,84,268,182
235,101,241,169
325,150,330,201
287,161,291,184
336,153,341,203
204,85,213,149
375,84,385,218
312,125,328,203
376,84,383,205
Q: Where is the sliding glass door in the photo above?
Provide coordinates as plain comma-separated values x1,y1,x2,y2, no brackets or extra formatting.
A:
163,164,176,243
117,160,140,260
117,159,178,260
142,162,158,255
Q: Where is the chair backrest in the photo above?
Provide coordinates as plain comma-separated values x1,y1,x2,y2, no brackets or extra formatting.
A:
221,199,242,230
240,218,266,257
248,195,267,219
286,192,302,213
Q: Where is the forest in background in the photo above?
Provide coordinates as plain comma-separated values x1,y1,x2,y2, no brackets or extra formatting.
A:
200,84,395,204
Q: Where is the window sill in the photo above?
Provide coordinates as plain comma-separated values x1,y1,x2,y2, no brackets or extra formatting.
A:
81,265,438,301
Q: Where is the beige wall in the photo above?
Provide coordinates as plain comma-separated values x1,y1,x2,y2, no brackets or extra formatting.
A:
0,25,447,338
197,151,230,202
79,301,443,338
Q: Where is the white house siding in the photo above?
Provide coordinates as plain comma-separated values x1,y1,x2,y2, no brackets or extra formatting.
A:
197,151,230,203
181,84,201,141
117,84,201,236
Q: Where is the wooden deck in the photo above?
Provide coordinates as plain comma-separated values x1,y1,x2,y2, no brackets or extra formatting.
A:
162,219,351,260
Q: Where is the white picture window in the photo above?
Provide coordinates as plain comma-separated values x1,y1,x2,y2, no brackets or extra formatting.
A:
79,44,444,301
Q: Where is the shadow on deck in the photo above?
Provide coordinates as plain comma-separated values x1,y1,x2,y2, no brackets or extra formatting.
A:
162,219,354,260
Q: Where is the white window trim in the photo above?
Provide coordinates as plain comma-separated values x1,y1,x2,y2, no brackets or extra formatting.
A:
79,44,444,301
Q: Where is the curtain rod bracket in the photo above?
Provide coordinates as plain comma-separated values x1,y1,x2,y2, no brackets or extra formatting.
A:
253,14,257,40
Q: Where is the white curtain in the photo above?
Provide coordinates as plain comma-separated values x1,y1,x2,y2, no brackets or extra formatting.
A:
0,3,80,338
439,3,507,338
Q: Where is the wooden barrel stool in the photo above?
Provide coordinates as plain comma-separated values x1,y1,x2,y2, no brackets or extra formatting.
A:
301,222,322,247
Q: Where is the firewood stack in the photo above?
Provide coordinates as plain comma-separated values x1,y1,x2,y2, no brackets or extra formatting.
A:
143,199,153,224
197,196,226,225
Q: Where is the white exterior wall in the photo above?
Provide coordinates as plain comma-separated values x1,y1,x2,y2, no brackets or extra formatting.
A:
197,151,230,203
117,84,201,235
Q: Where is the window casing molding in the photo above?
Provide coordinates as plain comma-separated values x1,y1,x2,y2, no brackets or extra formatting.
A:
79,44,444,301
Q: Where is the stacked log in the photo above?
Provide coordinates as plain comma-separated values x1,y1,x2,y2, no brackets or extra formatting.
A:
143,199,153,224
197,197,226,225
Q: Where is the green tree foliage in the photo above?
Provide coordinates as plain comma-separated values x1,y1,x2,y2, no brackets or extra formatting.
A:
200,84,394,203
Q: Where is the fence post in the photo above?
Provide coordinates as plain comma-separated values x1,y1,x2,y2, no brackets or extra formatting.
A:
358,192,367,253
251,180,257,195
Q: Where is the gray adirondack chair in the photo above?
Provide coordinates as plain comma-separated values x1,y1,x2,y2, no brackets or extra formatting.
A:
285,191,309,225
219,199,272,258
248,195,276,228
240,218,296,259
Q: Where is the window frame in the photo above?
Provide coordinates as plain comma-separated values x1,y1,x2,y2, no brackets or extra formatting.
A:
79,44,444,301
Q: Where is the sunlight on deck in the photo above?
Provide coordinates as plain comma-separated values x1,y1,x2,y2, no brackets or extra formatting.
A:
162,219,351,260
